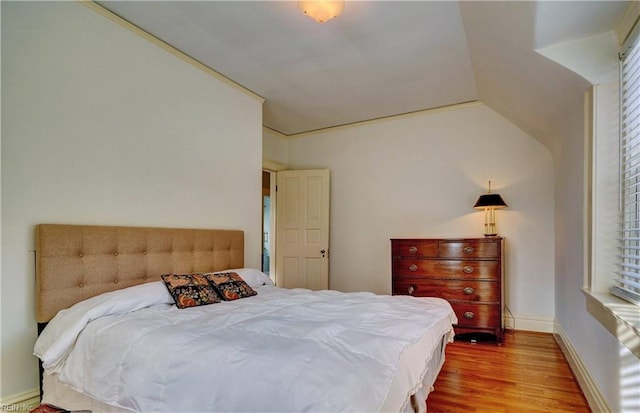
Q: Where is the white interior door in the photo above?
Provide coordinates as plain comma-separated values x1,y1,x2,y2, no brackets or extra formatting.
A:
275,169,330,290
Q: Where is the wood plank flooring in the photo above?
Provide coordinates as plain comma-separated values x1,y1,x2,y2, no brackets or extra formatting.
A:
427,331,591,413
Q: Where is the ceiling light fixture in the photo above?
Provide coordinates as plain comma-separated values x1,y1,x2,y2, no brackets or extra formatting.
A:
298,0,345,24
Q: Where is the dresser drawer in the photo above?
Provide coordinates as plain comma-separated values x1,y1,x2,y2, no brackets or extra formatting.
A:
439,240,499,259
390,237,504,342
450,303,500,328
391,239,438,258
393,277,499,302
392,260,499,279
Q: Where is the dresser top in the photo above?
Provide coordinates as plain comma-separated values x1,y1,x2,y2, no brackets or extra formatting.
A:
390,237,503,241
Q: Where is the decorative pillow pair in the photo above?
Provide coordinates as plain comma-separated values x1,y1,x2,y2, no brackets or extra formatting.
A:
161,272,257,309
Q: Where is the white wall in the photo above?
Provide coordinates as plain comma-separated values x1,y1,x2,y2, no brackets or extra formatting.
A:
263,128,289,167
286,104,556,330
1,2,263,398
553,85,640,412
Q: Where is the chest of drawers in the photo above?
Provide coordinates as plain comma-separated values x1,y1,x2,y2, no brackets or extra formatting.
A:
391,237,504,342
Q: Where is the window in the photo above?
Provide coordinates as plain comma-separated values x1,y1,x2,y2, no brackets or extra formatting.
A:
583,17,640,358
612,29,640,306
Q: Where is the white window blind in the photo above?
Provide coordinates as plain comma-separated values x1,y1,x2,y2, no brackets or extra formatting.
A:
613,30,640,306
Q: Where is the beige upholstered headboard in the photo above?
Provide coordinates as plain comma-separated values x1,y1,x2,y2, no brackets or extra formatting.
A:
35,224,244,323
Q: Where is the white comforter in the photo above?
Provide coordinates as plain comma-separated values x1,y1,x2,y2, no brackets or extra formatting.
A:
35,282,456,413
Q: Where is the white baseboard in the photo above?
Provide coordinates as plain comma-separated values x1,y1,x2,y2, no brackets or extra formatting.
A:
554,322,611,413
507,314,555,333
0,388,40,411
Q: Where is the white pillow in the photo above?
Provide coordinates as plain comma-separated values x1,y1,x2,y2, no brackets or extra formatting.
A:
215,268,273,288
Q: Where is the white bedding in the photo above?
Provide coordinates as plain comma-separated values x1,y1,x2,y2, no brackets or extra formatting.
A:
35,281,456,413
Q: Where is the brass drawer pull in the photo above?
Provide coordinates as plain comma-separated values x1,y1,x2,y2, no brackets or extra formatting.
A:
463,246,475,254
463,287,474,295
463,311,475,320
463,265,474,274
408,246,418,254
408,264,418,272
407,285,415,295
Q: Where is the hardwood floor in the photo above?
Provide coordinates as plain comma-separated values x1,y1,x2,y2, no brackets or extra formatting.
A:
427,330,591,413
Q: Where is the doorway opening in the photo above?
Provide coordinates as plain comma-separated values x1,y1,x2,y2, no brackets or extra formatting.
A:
262,170,271,274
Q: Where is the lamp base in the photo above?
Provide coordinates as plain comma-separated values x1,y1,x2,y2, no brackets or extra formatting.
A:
483,212,498,238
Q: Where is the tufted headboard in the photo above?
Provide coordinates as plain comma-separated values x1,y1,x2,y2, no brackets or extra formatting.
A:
35,224,244,323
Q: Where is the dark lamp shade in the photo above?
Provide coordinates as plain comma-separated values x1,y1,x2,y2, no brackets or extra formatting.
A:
473,193,508,209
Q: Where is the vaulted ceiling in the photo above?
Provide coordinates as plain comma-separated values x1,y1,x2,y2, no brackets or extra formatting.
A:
97,1,629,147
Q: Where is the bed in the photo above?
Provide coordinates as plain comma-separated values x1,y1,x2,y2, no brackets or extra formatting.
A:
33,224,457,413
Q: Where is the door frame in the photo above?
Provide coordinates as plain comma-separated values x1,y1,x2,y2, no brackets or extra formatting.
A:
262,158,286,284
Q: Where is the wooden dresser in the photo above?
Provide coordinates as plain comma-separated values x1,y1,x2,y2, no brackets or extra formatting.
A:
391,237,504,342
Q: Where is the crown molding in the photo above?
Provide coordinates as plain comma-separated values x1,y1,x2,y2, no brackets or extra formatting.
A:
282,101,482,139
79,1,265,104
616,1,640,46
262,126,288,139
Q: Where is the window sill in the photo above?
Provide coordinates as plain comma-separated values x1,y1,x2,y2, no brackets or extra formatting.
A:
582,288,640,359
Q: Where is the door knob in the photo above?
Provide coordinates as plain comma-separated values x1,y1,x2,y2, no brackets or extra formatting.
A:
321,249,326,258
